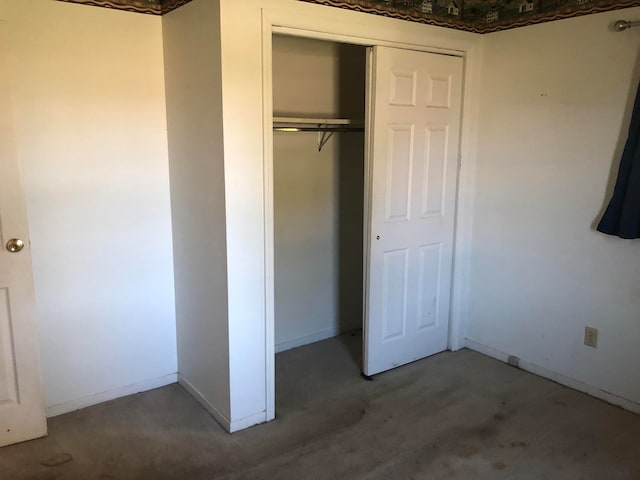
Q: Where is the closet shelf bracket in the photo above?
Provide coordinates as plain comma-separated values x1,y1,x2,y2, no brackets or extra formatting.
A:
317,129,333,152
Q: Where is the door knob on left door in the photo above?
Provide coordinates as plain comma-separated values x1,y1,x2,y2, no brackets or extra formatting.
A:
6,239,25,253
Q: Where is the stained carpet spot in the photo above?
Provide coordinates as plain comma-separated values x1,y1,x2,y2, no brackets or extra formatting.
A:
41,453,74,467
452,444,480,458
493,461,507,470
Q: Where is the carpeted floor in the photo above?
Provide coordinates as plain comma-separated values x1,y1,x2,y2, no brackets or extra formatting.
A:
1,333,639,479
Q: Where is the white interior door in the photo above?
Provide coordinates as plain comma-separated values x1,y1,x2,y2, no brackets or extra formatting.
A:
364,46,463,376
0,24,47,447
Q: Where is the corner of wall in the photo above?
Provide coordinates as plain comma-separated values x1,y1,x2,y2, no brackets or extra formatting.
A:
162,0,231,422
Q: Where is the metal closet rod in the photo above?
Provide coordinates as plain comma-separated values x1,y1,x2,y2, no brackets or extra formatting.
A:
614,19,640,31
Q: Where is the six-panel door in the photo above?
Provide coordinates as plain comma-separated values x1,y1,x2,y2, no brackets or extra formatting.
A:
364,46,463,376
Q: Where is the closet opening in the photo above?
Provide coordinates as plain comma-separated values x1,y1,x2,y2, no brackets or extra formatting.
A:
272,34,368,403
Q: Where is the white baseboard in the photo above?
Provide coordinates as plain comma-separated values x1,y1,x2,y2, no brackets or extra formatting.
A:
275,327,339,353
46,373,178,418
229,411,269,433
177,374,231,431
177,374,268,433
465,339,640,415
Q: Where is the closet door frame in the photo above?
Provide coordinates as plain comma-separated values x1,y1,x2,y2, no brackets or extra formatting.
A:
260,8,481,421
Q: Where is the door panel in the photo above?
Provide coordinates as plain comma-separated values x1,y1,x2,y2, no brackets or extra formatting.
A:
364,46,463,376
381,248,408,341
422,126,448,217
0,24,47,447
385,125,414,222
0,288,19,405
389,70,417,106
417,243,442,330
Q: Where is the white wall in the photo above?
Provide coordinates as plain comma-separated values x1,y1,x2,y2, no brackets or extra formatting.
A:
3,0,177,415
468,8,640,410
273,35,365,352
162,0,231,423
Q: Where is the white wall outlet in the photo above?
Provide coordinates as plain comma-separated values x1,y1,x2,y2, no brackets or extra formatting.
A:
584,327,598,348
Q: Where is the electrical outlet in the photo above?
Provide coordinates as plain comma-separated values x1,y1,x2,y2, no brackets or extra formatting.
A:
584,327,598,348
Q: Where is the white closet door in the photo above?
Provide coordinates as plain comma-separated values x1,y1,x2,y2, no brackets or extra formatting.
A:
364,46,463,376
0,25,47,447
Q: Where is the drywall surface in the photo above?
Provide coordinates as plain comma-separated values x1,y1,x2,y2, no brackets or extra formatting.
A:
163,0,231,422
2,0,177,414
273,35,365,352
469,8,640,408
218,0,481,429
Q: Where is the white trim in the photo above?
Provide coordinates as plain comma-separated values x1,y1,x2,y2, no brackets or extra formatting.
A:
447,43,482,351
362,46,375,375
178,374,231,431
46,373,177,418
272,27,465,57
465,339,640,414
275,327,340,354
180,374,268,433
261,9,276,423
229,411,269,433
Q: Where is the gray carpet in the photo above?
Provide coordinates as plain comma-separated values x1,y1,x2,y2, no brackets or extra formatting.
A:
1,333,639,479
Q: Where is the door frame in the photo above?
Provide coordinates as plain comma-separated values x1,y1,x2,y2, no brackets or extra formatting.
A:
260,8,482,421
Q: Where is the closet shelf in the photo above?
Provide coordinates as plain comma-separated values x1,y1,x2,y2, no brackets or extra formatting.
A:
273,116,365,152
273,116,364,132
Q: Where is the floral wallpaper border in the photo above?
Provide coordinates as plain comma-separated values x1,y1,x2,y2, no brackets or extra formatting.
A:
57,0,640,32
57,0,190,15
300,0,640,33
57,0,161,15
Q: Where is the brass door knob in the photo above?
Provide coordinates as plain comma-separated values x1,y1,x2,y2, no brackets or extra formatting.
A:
6,239,25,253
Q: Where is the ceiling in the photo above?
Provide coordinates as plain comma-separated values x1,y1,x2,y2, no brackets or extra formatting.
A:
58,0,639,32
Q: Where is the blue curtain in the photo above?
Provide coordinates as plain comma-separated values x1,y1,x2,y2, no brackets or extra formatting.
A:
597,81,640,239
